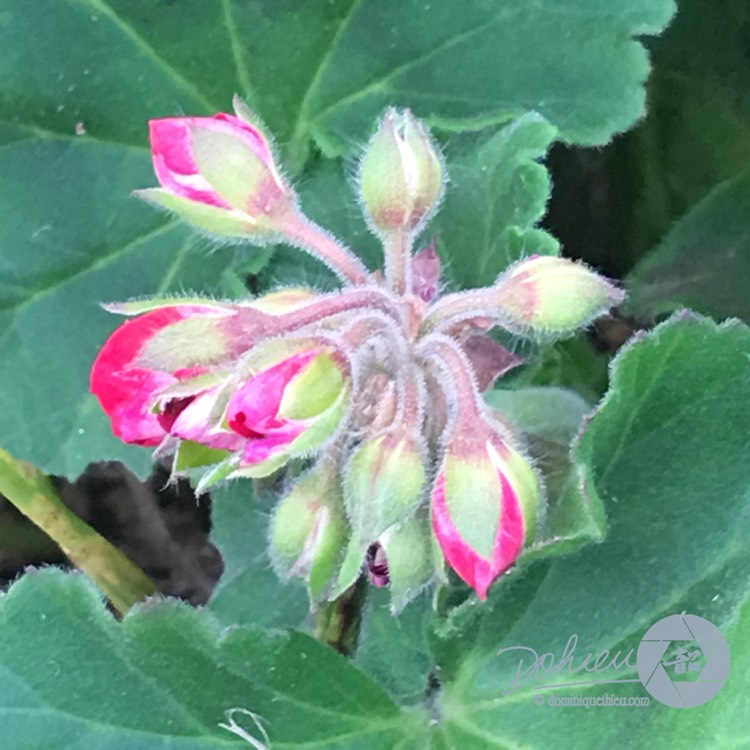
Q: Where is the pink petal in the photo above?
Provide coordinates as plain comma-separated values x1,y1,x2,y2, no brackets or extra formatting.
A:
169,389,243,451
242,424,304,464
156,396,195,433
149,118,229,208
90,306,225,446
227,350,319,437
431,471,524,600
114,370,176,445
366,543,390,587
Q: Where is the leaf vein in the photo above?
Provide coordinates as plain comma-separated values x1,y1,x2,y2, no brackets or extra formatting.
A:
79,0,219,113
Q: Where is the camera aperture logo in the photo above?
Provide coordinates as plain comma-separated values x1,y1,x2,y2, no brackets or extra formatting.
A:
637,614,730,708
497,613,730,709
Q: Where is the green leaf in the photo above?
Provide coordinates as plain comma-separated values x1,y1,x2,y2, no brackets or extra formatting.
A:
485,385,591,448
0,569,428,748
354,588,436,705
433,314,750,746
625,169,750,323
435,113,559,290
1,0,673,159
0,138,235,477
208,481,310,629
281,0,675,159
599,0,750,269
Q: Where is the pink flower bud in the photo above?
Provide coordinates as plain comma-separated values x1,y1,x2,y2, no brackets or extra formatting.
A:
359,109,444,236
226,346,349,475
365,542,390,588
494,255,625,337
431,426,540,600
90,305,235,446
135,98,295,240
412,240,441,302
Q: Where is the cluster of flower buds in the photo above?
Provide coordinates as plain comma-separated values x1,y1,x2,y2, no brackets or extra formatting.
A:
91,98,624,610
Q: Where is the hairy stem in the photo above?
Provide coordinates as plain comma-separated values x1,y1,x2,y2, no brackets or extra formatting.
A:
269,286,405,335
280,211,371,285
418,334,484,423
420,287,502,335
384,229,413,295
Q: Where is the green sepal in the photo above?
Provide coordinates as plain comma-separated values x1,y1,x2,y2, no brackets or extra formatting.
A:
329,537,366,601
344,432,426,542
137,316,235,371
280,352,347,420
194,455,241,495
133,188,252,238
228,453,290,480
381,516,434,614
269,464,350,601
443,452,502,560
190,128,285,224
103,297,239,316
174,441,230,473
284,387,350,458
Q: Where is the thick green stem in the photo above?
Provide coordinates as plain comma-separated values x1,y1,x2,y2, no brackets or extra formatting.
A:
0,446,157,614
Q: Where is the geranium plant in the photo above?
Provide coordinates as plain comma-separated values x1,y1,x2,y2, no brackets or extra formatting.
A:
0,1,748,748
90,101,622,609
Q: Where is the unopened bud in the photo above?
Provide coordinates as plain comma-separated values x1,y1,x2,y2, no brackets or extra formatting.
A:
227,343,350,476
378,518,433,613
431,424,541,600
359,109,443,235
270,462,348,598
494,255,625,337
344,429,427,542
136,97,296,242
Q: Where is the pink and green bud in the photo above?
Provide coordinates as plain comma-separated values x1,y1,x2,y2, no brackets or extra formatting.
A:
359,109,443,236
431,427,540,600
90,305,238,446
226,345,349,476
136,98,295,241
271,462,349,599
344,428,427,542
494,255,625,336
